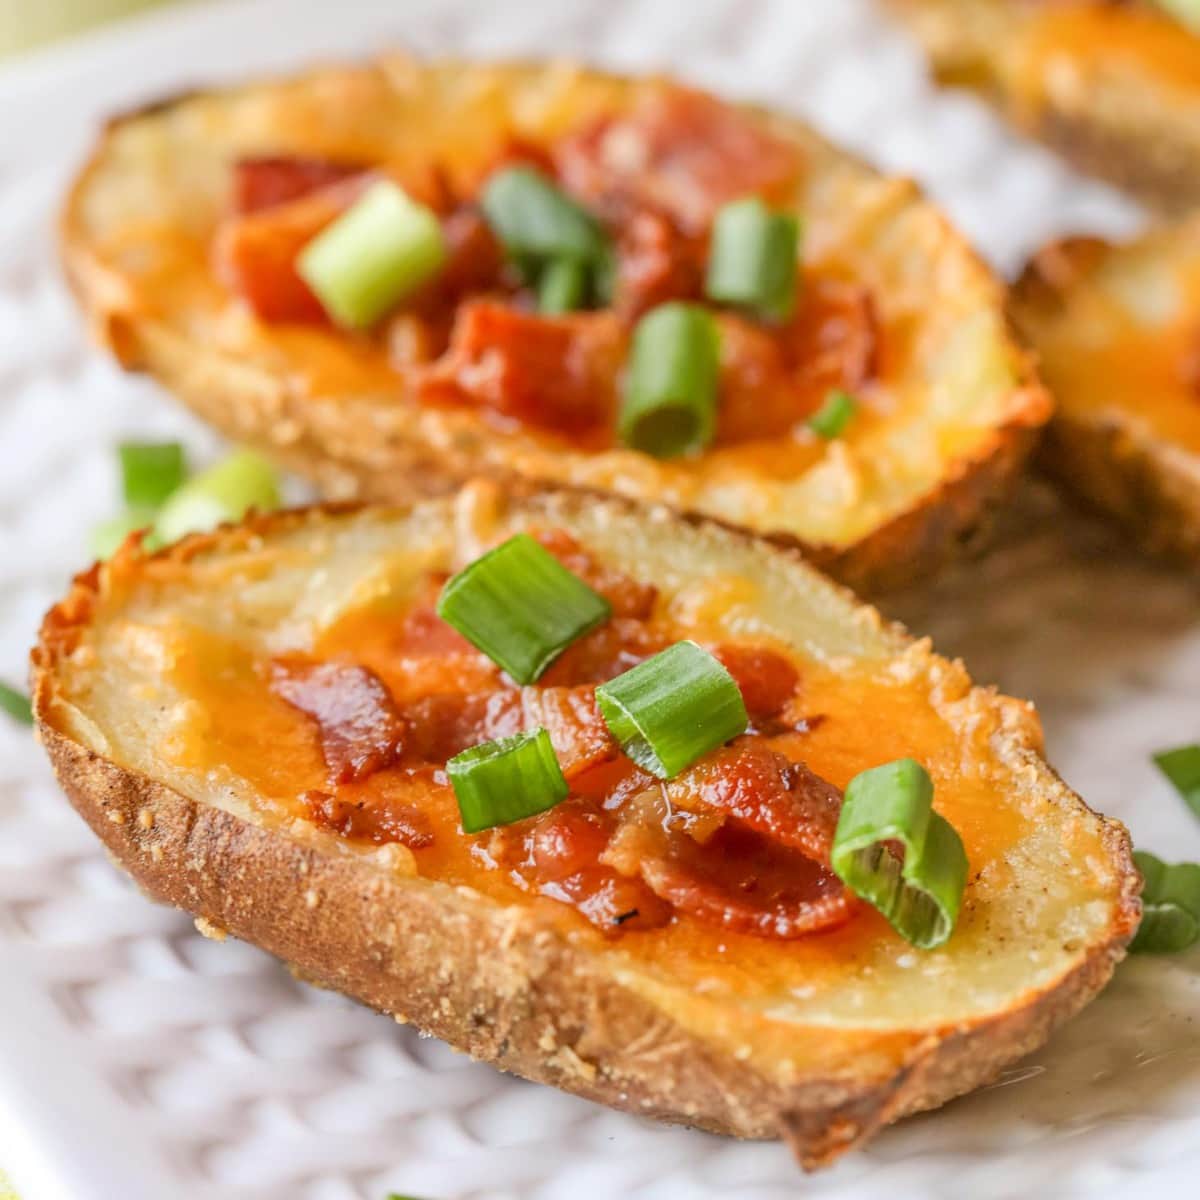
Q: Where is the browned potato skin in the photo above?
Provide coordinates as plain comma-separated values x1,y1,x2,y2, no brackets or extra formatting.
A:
59,58,1049,596
1013,233,1200,565
887,0,1200,215
31,493,1140,1169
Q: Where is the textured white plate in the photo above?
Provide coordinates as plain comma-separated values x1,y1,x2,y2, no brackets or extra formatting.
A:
1,2,1198,1198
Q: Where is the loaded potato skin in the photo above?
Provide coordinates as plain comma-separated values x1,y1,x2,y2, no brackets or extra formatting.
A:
61,56,1048,593
32,484,1138,1168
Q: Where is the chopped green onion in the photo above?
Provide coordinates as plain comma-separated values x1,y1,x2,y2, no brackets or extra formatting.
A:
436,534,611,684
1153,744,1200,819
118,441,186,508
705,196,800,321
537,257,589,314
595,640,748,780
808,389,857,439
830,758,967,950
0,681,32,726
91,509,157,560
619,302,721,459
481,166,607,265
1154,0,1200,32
1130,849,1200,954
153,448,280,545
298,180,446,329
448,728,569,834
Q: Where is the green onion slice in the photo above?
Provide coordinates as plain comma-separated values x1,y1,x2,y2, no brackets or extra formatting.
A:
594,640,748,780
1154,0,1200,32
436,534,611,684
808,389,857,439
153,448,280,546
1153,744,1200,819
0,680,32,726
830,758,968,950
1130,849,1200,954
91,509,157,560
297,180,446,329
448,728,569,834
537,257,589,315
119,442,186,508
619,302,721,459
481,166,607,265
705,196,800,321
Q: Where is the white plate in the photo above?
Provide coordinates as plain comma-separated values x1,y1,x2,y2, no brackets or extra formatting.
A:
0,2,1197,1198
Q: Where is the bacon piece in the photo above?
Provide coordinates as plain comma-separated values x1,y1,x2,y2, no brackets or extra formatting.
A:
611,208,705,319
788,279,879,404
710,643,800,722
302,784,434,848
555,86,802,233
713,313,801,443
416,301,625,434
533,528,658,619
271,659,406,784
233,156,363,214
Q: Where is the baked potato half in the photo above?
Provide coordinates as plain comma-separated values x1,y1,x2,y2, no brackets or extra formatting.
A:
887,0,1200,213
32,482,1139,1168
1012,217,1200,563
61,55,1048,593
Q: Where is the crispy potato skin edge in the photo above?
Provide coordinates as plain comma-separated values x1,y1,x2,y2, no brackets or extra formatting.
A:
31,499,1140,1168
57,57,1050,596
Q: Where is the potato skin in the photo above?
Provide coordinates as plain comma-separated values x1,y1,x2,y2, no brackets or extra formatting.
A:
59,57,1049,595
888,0,1200,215
31,496,1140,1168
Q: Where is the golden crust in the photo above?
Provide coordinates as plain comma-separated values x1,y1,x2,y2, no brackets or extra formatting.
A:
59,54,1048,594
887,0,1200,214
31,488,1139,1168
1012,223,1200,564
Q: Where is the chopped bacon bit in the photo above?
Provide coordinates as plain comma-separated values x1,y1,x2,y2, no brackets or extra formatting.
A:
416,301,625,434
711,644,800,722
540,619,667,686
555,86,802,233
533,528,658,619
271,659,406,784
661,743,842,864
611,209,705,319
788,279,879,403
394,585,480,659
233,156,363,214
1179,326,1200,398
301,785,434,848
713,313,801,443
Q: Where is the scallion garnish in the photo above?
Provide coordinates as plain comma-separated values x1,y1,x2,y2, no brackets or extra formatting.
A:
808,389,857,439
1130,850,1200,954
594,640,748,780
1154,0,1200,32
119,442,187,509
436,534,611,685
705,196,800,321
481,166,607,266
537,257,589,315
448,728,569,834
619,302,721,459
1153,744,1200,819
298,180,446,329
830,758,967,950
153,448,280,546
0,681,32,726
91,509,156,560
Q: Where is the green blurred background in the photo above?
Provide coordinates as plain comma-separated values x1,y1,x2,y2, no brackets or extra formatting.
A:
0,0,172,58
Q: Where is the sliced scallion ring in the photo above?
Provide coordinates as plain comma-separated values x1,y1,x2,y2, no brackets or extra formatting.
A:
1130,849,1200,954
1153,744,1200,819
595,640,748,779
537,257,589,315
619,302,721,459
481,165,607,264
0,680,32,726
705,196,800,321
91,509,157,560
118,442,187,509
153,448,280,546
831,758,967,950
297,180,446,329
436,533,611,684
808,389,857,439
448,728,569,834
1154,0,1200,32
